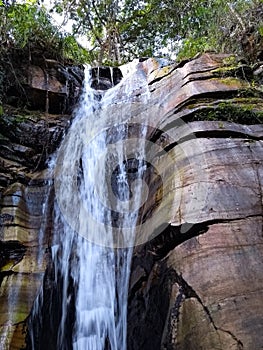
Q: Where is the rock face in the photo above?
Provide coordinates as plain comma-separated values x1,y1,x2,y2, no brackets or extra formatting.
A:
0,111,73,349
0,53,262,349
91,66,123,90
1,54,84,114
125,54,263,350
0,57,85,349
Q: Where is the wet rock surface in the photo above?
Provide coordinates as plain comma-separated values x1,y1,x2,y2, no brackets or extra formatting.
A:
2,57,84,114
0,57,82,349
0,53,262,349
0,112,71,176
91,66,123,90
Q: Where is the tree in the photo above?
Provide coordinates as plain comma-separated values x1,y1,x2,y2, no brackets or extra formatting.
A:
0,0,90,63
1,0,262,65
51,0,153,65
51,0,263,64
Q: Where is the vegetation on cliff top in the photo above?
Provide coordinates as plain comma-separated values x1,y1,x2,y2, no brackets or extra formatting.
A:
0,0,89,64
0,0,262,66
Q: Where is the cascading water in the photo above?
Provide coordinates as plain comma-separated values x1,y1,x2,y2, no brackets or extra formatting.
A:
28,63,152,349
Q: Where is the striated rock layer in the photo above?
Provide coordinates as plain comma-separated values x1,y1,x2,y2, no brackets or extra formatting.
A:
0,58,84,349
0,53,262,349
126,54,263,350
0,112,67,347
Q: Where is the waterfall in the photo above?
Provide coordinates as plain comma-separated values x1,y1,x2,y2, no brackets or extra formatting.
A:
29,64,151,349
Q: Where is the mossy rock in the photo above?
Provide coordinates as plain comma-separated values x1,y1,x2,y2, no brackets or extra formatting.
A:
187,101,263,124
213,64,254,81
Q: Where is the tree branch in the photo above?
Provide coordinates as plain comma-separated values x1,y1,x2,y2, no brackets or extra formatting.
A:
227,2,246,31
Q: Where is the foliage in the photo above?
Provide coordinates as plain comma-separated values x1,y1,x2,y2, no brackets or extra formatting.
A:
177,37,217,61
0,0,263,65
48,0,263,65
0,0,90,63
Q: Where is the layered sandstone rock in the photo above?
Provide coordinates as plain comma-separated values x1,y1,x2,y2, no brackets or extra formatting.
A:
0,57,84,349
2,55,84,114
127,54,263,350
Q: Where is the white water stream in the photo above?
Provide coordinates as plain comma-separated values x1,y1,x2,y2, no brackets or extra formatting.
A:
30,63,151,350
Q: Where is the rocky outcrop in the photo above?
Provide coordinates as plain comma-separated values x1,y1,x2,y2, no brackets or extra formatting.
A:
125,54,263,350
0,112,69,348
0,52,263,349
1,53,84,114
0,57,85,349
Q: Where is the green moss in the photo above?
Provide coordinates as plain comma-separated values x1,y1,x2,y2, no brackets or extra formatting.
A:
189,102,263,124
13,114,28,123
231,97,263,105
0,261,14,271
2,104,44,123
213,65,239,75
218,76,244,86
218,121,224,129
222,55,238,66
213,65,254,82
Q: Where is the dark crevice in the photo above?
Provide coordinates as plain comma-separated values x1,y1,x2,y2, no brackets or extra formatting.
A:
182,66,221,81
213,64,254,81
217,328,244,349
181,72,219,87
12,319,28,327
193,130,263,140
181,65,255,88
169,270,244,349
128,222,209,301
148,73,172,86
161,130,263,155
0,240,26,266
148,58,219,87
0,270,17,287
163,90,243,125
180,107,263,125
147,61,186,86
128,275,148,307
147,215,262,261
147,222,209,261
3,223,41,230
130,215,262,295
162,92,263,128
1,204,24,209
0,240,27,287
247,143,263,222
180,66,254,88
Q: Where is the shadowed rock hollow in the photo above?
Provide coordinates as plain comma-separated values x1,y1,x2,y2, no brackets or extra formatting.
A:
0,53,263,349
